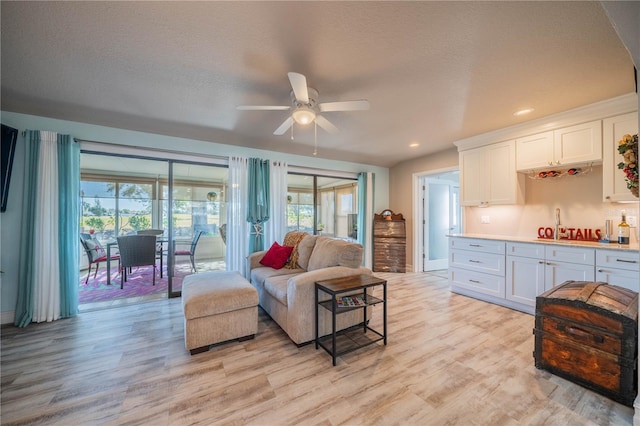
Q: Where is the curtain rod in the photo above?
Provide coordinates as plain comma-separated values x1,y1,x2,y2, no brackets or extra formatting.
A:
74,137,227,161
75,137,360,179
21,130,79,141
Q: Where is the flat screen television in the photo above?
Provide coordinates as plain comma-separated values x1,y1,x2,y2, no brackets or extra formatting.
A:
1,124,19,212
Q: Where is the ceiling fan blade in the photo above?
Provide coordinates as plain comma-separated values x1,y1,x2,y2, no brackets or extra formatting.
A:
273,117,294,135
319,100,370,112
236,105,290,111
315,115,339,134
288,72,309,104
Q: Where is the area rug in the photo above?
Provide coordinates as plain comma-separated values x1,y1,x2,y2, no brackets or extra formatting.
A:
79,266,168,304
79,260,227,304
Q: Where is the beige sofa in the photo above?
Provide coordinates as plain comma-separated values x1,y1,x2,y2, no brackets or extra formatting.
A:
248,233,372,345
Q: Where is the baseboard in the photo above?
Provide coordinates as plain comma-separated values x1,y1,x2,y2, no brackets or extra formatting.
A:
1,310,15,325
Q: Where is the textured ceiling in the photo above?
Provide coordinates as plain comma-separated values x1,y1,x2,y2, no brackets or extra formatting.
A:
0,1,635,167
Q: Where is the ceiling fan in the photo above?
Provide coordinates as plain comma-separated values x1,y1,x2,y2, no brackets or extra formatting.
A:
237,72,370,136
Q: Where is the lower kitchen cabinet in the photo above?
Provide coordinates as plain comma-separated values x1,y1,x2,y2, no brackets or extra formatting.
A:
506,243,545,308
543,245,595,291
595,249,639,292
449,238,505,299
450,237,602,315
506,243,595,313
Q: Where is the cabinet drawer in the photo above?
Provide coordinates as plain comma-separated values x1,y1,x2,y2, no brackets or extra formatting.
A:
545,245,595,266
507,242,544,258
596,268,639,292
449,237,505,255
450,249,505,275
449,267,505,298
596,250,640,272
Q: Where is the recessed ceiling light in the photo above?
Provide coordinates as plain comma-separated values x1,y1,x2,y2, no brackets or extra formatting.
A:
514,108,534,116
409,143,419,148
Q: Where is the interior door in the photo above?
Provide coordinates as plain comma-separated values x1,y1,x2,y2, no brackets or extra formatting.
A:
422,177,460,271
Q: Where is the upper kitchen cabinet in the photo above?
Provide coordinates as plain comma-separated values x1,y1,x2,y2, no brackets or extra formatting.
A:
460,140,524,206
515,131,554,171
516,120,602,171
602,111,638,202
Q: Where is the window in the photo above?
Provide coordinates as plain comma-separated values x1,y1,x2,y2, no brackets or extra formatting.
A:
287,173,358,240
80,177,155,242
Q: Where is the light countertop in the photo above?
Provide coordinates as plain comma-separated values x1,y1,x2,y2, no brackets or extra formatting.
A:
448,233,640,252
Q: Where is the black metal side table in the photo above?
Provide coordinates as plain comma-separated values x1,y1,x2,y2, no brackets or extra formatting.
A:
315,274,387,366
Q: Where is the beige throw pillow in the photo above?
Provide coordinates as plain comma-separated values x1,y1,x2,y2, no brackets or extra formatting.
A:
307,236,363,271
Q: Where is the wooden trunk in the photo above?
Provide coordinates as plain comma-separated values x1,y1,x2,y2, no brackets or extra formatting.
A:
533,280,638,406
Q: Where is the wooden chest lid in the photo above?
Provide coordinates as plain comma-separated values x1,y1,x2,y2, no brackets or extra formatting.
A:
538,281,638,321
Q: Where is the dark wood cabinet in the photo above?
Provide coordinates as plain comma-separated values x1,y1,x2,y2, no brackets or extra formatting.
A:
373,210,406,273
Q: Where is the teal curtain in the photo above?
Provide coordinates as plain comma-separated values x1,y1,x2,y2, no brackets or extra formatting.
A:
357,172,367,248
247,158,270,253
15,131,41,327
57,134,80,318
357,172,374,267
15,131,79,327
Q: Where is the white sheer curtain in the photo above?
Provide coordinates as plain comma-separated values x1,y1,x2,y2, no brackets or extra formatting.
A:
264,160,288,245
226,156,250,276
34,131,61,322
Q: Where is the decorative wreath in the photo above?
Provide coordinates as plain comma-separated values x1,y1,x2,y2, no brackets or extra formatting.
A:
617,133,639,198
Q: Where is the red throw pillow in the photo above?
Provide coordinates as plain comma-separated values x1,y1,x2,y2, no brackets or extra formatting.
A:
260,242,294,269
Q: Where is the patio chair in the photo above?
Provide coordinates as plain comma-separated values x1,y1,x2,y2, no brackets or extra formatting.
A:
174,230,203,273
117,235,157,289
219,224,227,245
137,229,165,277
80,233,120,284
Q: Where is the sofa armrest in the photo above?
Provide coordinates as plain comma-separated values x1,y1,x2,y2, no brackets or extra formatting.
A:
248,250,267,272
285,266,372,343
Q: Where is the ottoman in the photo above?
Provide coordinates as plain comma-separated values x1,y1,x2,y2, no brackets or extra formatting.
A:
182,271,259,355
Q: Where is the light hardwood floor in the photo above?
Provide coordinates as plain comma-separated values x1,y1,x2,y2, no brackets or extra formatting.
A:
1,272,635,425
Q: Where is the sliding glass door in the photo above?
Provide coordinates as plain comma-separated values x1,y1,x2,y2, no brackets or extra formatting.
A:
79,152,227,303
164,162,228,295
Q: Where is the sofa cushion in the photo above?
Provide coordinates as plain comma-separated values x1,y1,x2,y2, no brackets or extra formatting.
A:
263,274,291,306
250,266,303,290
283,231,308,269
260,242,294,269
296,235,318,270
307,237,364,271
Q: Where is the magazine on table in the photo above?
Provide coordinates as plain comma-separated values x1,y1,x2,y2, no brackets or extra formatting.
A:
336,295,366,307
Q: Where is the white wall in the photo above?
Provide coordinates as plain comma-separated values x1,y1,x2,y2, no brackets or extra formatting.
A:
0,111,389,321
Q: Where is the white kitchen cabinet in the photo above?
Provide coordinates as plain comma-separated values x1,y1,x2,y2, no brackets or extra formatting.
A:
449,237,638,315
459,140,524,206
506,242,545,308
515,131,554,171
543,245,595,291
449,237,505,299
602,111,638,202
553,120,602,166
595,248,639,291
515,120,602,171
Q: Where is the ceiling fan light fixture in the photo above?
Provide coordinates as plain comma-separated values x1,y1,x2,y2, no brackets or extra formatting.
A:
292,107,316,125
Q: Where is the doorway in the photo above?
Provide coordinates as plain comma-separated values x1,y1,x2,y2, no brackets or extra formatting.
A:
413,170,460,272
